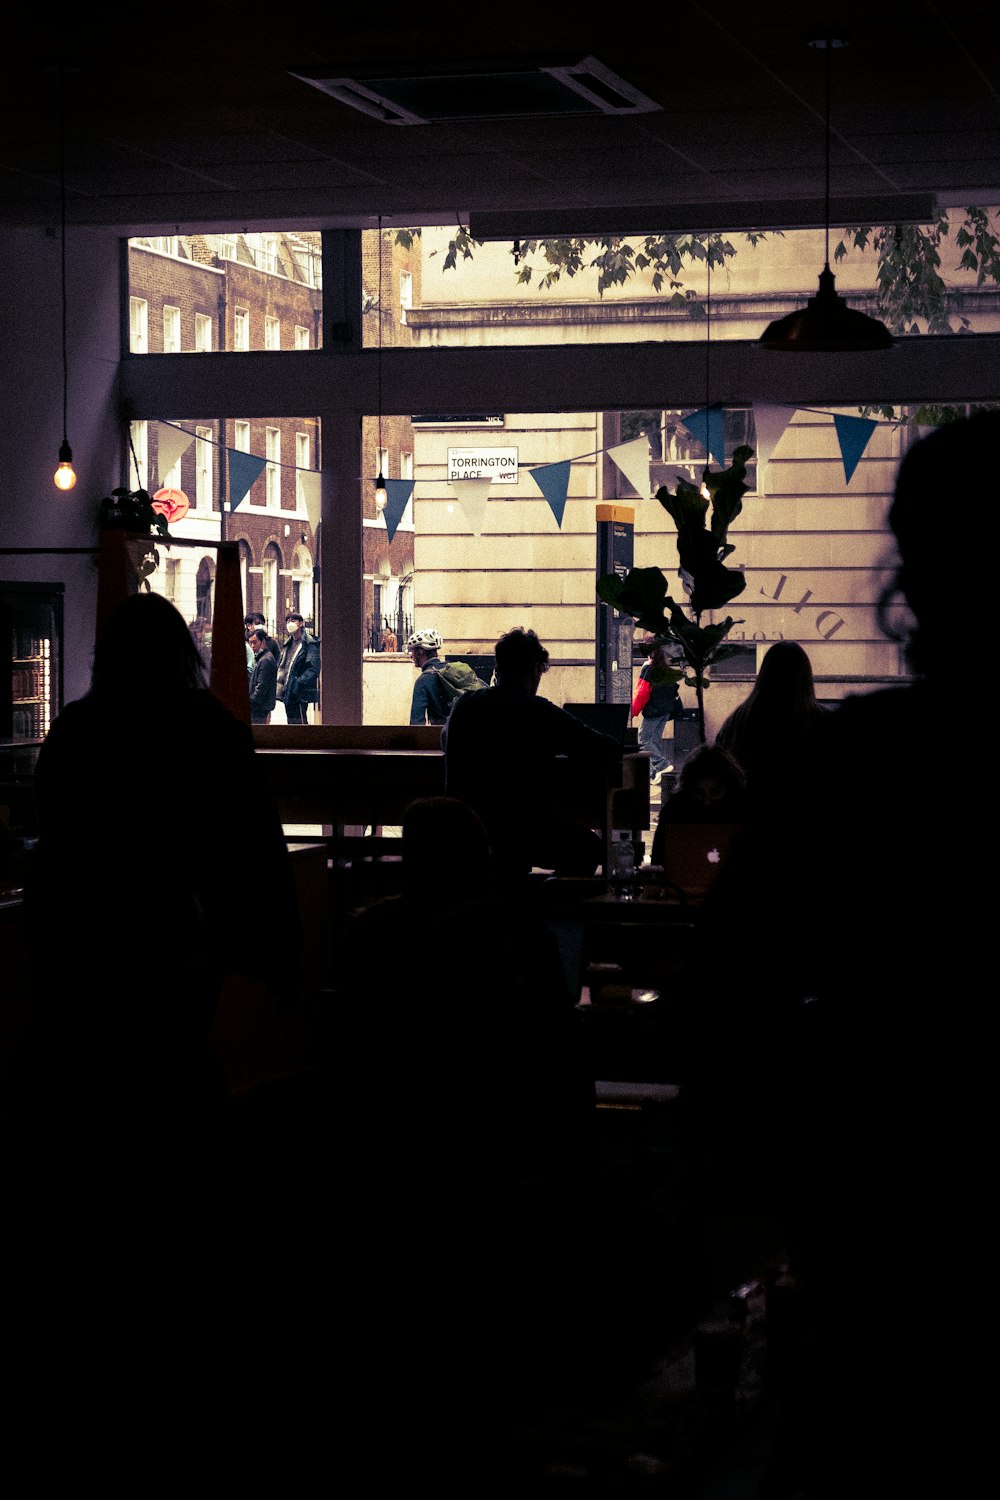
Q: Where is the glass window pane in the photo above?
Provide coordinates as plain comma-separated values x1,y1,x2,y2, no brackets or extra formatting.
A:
362,213,1000,348
127,231,322,353
132,417,320,693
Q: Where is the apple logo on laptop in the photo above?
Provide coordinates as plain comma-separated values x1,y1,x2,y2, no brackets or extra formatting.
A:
707,847,721,864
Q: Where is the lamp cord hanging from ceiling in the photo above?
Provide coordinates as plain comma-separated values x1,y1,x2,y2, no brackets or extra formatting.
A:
54,63,76,491
758,37,892,353
374,218,387,510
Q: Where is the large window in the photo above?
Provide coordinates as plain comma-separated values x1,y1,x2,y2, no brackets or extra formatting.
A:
127,230,323,354
117,222,1000,739
361,217,1000,349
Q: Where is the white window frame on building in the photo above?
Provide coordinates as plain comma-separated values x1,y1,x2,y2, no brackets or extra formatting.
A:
400,450,413,480
130,420,148,489
291,540,314,623
164,556,182,604
129,297,148,353
217,236,236,261
258,235,280,275
266,426,281,507
295,431,310,507
195,313,213,352
262,544,280,632
377,446,389,479
234,306,250,351
234,420,251,453
265,315,281,350
294,324,310,350
399,269,413,325
195,426,213,508
163,304,181,354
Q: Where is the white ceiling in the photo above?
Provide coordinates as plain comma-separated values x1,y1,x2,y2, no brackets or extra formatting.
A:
1,2,997,233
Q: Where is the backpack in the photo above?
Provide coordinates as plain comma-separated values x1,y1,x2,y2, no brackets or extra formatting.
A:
434,660,489,706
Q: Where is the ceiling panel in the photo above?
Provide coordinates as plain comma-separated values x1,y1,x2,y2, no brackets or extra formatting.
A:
0,4,996,231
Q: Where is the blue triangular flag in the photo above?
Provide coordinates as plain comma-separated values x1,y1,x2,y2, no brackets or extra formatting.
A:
832,414,878,484
228,449,266,509
679,405,726,468
382,478,414,543
529,460,572,528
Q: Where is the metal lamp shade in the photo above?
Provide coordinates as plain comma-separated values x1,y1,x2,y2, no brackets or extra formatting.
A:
759,264,893,352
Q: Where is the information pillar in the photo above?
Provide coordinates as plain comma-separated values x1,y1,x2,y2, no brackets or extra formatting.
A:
595,503,634,705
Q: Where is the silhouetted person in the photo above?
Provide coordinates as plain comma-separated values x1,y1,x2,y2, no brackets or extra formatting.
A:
651,743,747,866
716,639,829,815
20,592,297,1158
706,417,998,1498
443,626,621,876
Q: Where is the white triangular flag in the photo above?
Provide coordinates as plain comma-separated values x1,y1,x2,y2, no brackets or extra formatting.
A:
649,461,694,494
298,470,321,535
607,436,653,499
155,421,195,485
448,477,492,536
751,404,794,495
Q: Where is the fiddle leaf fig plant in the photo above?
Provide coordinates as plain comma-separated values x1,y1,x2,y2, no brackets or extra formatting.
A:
597,444,754,742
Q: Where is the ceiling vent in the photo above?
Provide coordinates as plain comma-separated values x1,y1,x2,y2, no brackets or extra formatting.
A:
290,56,662,124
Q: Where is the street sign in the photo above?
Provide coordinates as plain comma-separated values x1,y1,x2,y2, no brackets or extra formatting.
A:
447,447,518,483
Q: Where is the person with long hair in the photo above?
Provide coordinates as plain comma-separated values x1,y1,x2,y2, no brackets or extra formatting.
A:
715,639,828,812
708,415,997,1498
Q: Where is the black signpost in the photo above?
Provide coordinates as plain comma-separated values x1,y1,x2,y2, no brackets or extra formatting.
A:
595,503,634,705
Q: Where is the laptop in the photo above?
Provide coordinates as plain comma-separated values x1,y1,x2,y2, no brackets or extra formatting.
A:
655,822,743,899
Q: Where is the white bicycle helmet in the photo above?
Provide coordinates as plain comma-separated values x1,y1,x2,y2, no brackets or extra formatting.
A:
406,628,443,651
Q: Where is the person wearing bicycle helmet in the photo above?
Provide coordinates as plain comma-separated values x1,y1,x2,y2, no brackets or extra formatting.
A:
406,627,450,725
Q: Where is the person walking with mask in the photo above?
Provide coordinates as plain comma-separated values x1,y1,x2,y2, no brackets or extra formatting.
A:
276,612,320,725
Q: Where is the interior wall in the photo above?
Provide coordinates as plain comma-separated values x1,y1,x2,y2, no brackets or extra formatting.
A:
0,226,123,705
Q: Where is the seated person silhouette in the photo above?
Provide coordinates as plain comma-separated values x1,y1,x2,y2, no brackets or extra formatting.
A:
651,744,746,862
699,415,997,1499
443,626,621,876
716,639,830,817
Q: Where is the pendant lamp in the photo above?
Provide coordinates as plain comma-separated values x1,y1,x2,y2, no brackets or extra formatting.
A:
759,38,892,353
374,217,387,510
53,64,77,490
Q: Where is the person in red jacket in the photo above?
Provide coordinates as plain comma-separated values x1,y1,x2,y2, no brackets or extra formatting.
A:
630,639,680,783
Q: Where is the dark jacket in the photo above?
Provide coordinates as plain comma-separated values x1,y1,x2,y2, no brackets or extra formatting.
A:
249,647,278,722
277,630,320,711
409,657,451,725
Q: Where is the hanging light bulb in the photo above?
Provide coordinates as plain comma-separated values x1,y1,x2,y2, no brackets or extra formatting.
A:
373,215,388,513
54,66,78,491
54,438,76,490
